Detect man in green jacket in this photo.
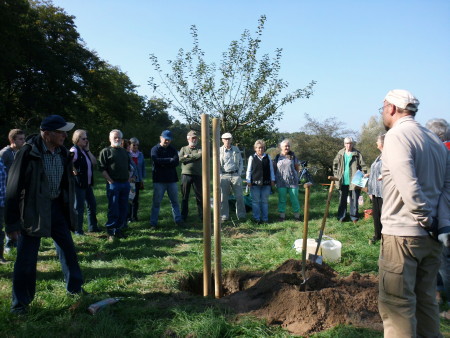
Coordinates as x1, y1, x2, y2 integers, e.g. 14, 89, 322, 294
179, 130, 202, 222
333, 137, 367, 223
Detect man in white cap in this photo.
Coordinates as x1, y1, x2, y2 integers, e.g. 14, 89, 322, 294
219, 132, 246, 222
378, 89, 450, 337
333, 136, 367, 223
5, 115, 84, 314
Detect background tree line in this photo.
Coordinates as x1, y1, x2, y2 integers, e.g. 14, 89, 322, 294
1, 1, 384, 179
0, 0, 189, 154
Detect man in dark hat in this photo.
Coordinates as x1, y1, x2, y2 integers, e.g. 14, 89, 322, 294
149, 130, 183, 227
5, 115, 84, 314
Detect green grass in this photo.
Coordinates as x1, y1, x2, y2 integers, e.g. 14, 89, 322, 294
0, 167, 448, 337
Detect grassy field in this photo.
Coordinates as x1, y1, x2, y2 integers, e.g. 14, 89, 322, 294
1, 168, 449, 337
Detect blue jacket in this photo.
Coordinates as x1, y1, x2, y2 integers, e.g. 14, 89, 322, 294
150, 144, 179, 183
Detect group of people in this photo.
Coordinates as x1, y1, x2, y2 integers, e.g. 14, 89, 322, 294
0, 89, 449, 338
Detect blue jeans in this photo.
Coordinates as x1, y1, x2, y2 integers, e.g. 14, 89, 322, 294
251, 185, 271, 222
11, 199, 83, 312
105, 182, 130, 232
74, 185, 98, 232
337, 185, 360, 221
150, 182, 182, 226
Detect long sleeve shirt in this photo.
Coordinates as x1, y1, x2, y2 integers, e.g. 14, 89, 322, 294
150, 143, 179, 183
381, 116, 450, 236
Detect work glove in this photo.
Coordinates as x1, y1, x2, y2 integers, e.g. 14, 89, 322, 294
438, 233, 450, 248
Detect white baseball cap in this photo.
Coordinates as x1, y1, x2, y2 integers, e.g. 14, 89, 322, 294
221, 132, 232, 139
385, 89, 419, 112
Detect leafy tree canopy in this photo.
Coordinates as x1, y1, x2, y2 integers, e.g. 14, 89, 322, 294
149, 15, 316, 149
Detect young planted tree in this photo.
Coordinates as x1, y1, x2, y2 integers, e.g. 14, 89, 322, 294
149, 15, 315, 148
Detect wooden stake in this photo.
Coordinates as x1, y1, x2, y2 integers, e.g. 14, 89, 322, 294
212, 118, 222, 298
201, 114, 211, 296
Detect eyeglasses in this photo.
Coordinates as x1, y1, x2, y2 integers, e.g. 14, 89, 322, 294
132, 143, 139, 146
81, 138, 88, 141
378, 104, 392, 114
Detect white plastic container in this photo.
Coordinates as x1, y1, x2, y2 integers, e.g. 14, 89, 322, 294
320, 239, 342, 262
293, 238, 321, 256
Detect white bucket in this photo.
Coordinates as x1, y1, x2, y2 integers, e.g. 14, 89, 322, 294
320, 239, 342, 262
293, 238, 321, 256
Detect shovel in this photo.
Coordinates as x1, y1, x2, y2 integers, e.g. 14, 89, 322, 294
309, 176, 339, 264
301, 182, 313, 284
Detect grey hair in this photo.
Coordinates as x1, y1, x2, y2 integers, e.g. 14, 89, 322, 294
344, 137, 353, 144
109, 129, 123, 138
426, 118, 450, 142
254, 139, 266, 150
280, 139, 290, 147
130, 137, 139, 144
377, 134, 386, 145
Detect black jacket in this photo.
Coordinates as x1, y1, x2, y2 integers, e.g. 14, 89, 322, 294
5, 135, 77, 237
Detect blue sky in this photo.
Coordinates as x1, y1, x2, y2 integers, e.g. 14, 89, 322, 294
52, 0, 450, 134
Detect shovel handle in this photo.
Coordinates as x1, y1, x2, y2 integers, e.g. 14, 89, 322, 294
302, 183, 312, 254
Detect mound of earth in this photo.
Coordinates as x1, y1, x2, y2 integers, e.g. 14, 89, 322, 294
219, 259, 382, 335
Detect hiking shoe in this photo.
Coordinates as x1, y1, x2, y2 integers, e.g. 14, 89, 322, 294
114, 229, 127, 239
11, 306, 28, 316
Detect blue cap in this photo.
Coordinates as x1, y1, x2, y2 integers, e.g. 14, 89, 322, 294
161, 130, 173, 140
40, 115, 75, 131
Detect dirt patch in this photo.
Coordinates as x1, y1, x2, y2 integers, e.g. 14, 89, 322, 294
180, 259, 382, 336
222, 259, 382, 335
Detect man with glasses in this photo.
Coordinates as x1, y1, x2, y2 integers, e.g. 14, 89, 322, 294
333, 137, 367, 223
377, 89, 450, 337
179, 130, 203, 223
98, 129, 131, 238
5, 115, 84, 314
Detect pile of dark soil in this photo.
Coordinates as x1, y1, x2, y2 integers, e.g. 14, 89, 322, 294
219, 259, 382, 335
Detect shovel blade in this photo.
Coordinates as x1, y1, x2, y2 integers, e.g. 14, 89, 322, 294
308, 253, 323, 265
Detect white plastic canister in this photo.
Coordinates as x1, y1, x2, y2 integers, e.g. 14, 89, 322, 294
320, 239, 342, 262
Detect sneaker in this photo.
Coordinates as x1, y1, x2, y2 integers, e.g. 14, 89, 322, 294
176, 221, 186, 228
114, 229, 127, 239
278, 217, 285, 222
11, 306, 28, 315
68, 288, 89, 296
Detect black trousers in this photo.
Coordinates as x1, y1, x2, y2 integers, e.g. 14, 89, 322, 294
181, 174, 203, 221
128, 182, 141, 220
372, 196, 383, 240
